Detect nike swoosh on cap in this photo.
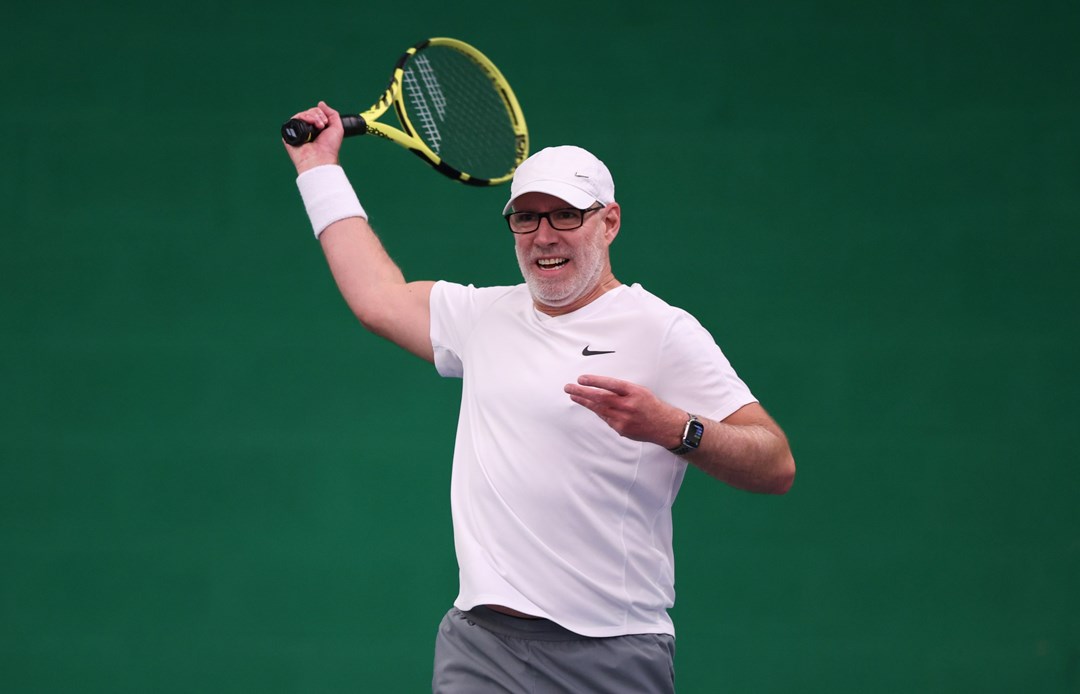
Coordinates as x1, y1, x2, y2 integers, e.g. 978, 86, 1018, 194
582, 345, 615, 356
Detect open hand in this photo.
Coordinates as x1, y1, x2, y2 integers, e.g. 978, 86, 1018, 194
564, 375, 684, 449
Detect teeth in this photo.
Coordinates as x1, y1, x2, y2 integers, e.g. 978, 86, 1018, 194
538, 258, 568, 268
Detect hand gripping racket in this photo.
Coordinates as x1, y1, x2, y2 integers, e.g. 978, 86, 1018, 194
281, 37, 529, 186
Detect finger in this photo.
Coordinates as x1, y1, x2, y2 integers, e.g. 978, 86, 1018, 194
566, 389, 599, 409
294, 106, 323, 119
567, 393, 616, 425
564, 383, 617, 405
318, 101, 343, 128
576, 374, 633, 396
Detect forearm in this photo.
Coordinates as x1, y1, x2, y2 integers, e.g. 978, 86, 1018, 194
680, 412, 795, 495
564, 376, 796, 495
294, 164, 433, 361
295, 164, 404, 318
317, 216, 435, 362
319, 217, 405, 323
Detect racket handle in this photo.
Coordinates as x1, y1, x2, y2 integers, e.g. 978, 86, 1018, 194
281, 116, 366, 146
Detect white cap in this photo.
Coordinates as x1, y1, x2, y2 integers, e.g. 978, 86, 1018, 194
502, 145, 615, 215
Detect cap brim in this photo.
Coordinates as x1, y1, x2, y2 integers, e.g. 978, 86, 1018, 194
502, 180, 599, 215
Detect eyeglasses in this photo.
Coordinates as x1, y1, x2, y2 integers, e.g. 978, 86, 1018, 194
504, 205, 605, 234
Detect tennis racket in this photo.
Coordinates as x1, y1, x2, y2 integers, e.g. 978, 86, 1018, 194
281, 37, 528, 186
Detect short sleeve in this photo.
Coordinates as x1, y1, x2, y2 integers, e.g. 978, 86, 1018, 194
429, 281, 519, 379
429, 281, 470, 378
656, 311, 757, 422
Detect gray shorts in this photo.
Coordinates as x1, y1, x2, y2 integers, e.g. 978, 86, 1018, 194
432, 606, 675, 693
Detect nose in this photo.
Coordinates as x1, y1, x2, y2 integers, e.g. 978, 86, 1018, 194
533, 217, 561, 244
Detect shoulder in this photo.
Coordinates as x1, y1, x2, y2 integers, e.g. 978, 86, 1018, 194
432, 281, 530, 322
618, 283, 703, 331
434, 280, 527, 304
619, 285, 735, 363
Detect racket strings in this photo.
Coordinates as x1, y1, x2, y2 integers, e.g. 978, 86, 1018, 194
401, 46, 519, 180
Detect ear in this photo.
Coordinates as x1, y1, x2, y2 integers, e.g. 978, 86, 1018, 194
602, 202, 621, 244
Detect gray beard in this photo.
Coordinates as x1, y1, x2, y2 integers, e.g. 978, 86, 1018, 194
516, 233, 606, 308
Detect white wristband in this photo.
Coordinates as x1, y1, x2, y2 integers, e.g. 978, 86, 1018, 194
296, 164, 368, 239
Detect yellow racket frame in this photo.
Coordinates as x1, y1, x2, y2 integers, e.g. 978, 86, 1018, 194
352, 37, 529, 186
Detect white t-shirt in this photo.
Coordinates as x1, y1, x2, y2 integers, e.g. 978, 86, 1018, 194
429, 281, 756, 637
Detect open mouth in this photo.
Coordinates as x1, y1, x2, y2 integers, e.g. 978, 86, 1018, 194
536, 258, 569, 270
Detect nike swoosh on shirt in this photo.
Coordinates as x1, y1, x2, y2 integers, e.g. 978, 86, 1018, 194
582, 346, 616, 356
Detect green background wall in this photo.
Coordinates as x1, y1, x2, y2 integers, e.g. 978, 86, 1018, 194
2, 1, 1077, 691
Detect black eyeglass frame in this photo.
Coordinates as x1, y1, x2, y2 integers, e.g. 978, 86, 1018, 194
504, 204, 605, 234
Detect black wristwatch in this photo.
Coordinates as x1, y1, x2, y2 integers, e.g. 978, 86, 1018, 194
669, 414, 704, 455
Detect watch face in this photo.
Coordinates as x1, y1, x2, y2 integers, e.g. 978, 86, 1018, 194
685, 418, 704, 448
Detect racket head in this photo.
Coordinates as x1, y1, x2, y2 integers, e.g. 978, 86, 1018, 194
362, 38, 529, 186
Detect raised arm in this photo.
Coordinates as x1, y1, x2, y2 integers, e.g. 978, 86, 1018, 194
283, 102, 434, 363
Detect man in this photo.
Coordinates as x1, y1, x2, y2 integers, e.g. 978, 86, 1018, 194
284, 101, 795, 693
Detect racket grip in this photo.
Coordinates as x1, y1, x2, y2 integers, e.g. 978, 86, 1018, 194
281, 118, 316, 146
281, 116, 367, 146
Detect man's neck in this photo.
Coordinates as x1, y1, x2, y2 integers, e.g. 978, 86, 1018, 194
533, 274, 622, 317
